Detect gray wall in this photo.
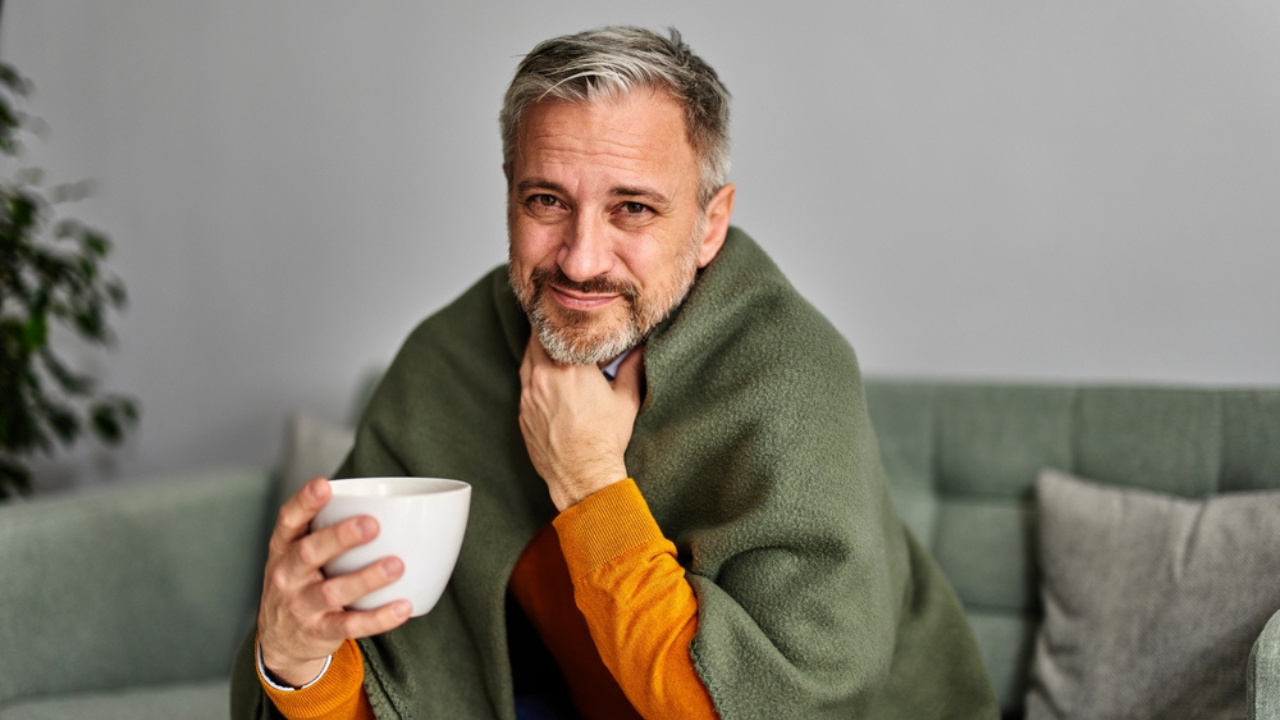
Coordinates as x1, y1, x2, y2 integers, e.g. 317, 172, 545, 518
3, 2, 1277, 491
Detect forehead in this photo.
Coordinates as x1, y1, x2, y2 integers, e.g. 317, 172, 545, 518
512, 91, 699, 188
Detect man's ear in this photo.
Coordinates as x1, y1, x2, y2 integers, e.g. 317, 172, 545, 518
696, 183, 736, 268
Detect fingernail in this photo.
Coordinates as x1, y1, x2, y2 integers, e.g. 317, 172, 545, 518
381, 557, 403, 577
356, 517, 377, 539
394, 601, 412, 618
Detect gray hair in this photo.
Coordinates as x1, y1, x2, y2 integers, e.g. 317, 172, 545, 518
500, 26, 731, 206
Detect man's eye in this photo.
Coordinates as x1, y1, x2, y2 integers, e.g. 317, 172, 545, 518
528, 194, 561, 210
620, 202, 651, 215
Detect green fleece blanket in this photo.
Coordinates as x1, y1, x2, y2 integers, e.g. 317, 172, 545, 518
232, 227, 997, 719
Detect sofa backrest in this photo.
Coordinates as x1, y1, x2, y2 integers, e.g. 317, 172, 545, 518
862, 381, 1280, 714
0, 468, 276, 707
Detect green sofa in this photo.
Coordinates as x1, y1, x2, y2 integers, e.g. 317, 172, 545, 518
1, 381, 1277, 718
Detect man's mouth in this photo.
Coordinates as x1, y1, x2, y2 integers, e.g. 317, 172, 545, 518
549, 285, 621, 311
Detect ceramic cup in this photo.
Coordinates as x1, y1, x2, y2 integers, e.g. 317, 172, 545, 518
312, 477, 471, 617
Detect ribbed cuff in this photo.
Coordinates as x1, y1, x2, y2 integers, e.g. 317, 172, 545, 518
552, 479, 665, 580
258, 638, 365, 718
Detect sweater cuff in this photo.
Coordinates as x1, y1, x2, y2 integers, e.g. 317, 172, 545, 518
258, 638, 365, 718
553, 479, 665, 579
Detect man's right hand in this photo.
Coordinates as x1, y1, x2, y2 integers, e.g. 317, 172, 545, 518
256, 477, 413, 687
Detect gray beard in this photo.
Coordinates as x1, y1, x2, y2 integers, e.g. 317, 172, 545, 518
509, 224, 703, 365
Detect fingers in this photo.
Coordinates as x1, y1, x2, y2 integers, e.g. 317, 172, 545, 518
258, 480, 410, 679
310, 556, 404, 613
293, 548, 401, 617
521, 332, 548, 391
258, 557, 412, 678
527, 331, 545, 358
269, 478, 331, 554
317, 598, 414, 641
525, 331, 553, 368
304, 557, 411, 640
285, 514, 379, 583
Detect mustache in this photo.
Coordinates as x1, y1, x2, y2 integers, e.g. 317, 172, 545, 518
530, 266, 638, 300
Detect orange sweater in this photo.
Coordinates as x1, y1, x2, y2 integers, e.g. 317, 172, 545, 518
260, 480, 718, 720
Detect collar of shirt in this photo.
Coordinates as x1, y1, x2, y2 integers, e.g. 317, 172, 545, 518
600, 346, 637, 381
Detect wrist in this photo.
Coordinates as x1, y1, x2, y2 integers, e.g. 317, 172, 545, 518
553, 466, 628, 511
259, 643, 330, 689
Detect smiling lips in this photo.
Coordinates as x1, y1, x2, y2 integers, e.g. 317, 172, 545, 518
550, 286, 621, 311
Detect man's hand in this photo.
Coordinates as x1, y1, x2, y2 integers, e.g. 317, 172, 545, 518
519, 335, 644, 511
256, 478, 413, 687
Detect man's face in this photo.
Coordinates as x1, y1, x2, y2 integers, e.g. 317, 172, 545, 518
507, 90, 733, 365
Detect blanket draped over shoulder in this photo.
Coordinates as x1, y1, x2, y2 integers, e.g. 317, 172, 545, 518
232, 227, 998, 720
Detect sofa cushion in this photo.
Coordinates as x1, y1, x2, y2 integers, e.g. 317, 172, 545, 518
1026, 468, 1280, 719
0, 469, 274, 705
0, 679, 227, 720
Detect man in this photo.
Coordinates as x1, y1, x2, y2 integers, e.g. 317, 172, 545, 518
232, 26, 998, 720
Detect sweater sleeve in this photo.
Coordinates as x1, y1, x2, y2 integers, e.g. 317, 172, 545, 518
258, 638, 375, 720
552, 479, 720, 720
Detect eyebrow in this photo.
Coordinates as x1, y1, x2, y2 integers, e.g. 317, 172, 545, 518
611, 185, 672, 209
515, 178, 672, 209
515, 178, 568, 197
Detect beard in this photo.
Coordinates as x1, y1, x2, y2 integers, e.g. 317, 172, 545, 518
509, 225, 704, 366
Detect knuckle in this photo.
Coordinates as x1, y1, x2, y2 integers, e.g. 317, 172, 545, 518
319, 581, 343, 609
336, 614, 363, 639
296, 540, 321, 567
267, 535, 291, 558
268, 566, 290, 591
275, 505, 298, 531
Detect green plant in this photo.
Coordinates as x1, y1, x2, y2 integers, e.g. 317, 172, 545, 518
0, 62, 136, 499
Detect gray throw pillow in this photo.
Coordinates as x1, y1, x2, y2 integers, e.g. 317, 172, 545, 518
275, 411, 355, 510
1027, 468, 1280, 720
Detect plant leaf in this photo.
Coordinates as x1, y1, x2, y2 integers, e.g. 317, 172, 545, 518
106, 279, 128, 307
82, 231, 111, 258
0, 457, 33, 499
13, 167, 44, 186
40, 400, 80, 445
50, 180, 94, 203
54, 218, 83, 239
23, 313, 47, 347
103, 395, 140, 424
0, 64, 33, 96
39, 348, 94, 395
91, 403, 123, 444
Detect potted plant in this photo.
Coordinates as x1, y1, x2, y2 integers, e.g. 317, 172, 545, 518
0, 62, 136, 499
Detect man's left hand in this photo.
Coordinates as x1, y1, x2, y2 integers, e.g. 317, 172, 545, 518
519, 335, 644, 511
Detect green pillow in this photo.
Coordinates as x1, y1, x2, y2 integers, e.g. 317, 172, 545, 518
1027, 468, 1280, 719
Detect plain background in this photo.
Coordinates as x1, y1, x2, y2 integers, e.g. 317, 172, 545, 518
2, 2, 1277, 491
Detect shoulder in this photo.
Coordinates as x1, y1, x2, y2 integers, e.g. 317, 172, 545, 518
646, 227, 863, 411
368, 265, 522, 418
397, 265, 517, 355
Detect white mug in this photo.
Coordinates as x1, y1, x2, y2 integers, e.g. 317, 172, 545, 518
312, 477, 471, 617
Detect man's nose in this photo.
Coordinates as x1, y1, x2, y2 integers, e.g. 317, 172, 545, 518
556, 213, 614, 282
